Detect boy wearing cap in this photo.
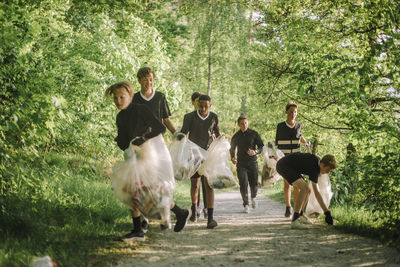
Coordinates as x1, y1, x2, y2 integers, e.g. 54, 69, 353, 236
230, 114, 264, 213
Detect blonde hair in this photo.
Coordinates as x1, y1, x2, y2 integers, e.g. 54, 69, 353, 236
105, 81, 134, 98
320, 154, 337, 170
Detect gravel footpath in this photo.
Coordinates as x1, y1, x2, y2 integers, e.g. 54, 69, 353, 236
115, 190, 400, 267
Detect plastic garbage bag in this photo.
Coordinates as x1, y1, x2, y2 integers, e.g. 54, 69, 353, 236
306, 173, 333, 218
111, 134, 174, 227
261, 142, 285, 188
198, 136, 237, 189
169, 133, 207, 180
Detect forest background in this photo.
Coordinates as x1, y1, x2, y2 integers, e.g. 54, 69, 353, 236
0, 0, 399, 266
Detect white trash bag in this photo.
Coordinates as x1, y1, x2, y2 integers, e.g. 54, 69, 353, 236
111, 134, 175, 227
261, 142, 285, 188
306, 173, 333, 218
198, 136, 237, 189
169, 133, 207, 180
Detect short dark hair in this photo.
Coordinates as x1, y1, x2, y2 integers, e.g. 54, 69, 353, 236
237, 114, 247, 124
191, 92, 201, 102
199, 94, 211, 102
320, 154, 337, 169
137, 67, 155, 80
285, 101, 298, 111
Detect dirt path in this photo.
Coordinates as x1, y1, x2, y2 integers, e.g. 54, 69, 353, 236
115, 190, 400, 267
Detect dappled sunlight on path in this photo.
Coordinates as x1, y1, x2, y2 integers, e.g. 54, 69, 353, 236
115, 191, 400, 267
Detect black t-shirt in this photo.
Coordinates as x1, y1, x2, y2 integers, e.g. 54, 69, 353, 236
115, 103, 166, 150
230, 128, 264, 168
132, 91, 171, 120
275, 121, 302, 155
180, 110, 220, 150
278, 153, 320, 183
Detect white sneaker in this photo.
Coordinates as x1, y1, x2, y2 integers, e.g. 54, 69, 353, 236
298, 215, 313, 225
243, 205, 250, 213
291, 219, 309, 229
251, 198, 257, 209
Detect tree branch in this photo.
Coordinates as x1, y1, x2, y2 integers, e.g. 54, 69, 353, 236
298, 113, 353, 130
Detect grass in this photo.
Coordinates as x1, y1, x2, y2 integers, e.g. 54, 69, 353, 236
0, 151, 193, 267
260, 179, 400, 250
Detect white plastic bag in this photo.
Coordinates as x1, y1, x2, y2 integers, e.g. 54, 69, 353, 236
306, 174, 333, 217
111, 134, 174, 227
169, 134, 207, 180
261, 142, 285, 187
198, 136, 237, 189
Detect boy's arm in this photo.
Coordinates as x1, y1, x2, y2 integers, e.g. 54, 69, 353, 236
230, 135, 237, 164
255, 132, 264, 154
311, 181, 328, 212
115, 116, 129, 150
162, 117, 176, 134
213, 115, 221, 138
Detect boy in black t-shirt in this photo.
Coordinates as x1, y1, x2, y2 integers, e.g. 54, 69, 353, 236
276, 153, 337, 229
132, 67, 176, 134
106, 81, 190, 242
180, 94, 220, 229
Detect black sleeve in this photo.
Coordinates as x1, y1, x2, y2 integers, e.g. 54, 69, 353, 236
255, 132, 264, 154
116, 115, 129, 150
213, 114, 221, 138
160, 93, 171, 119
180, 113, 192, 135
230, 134, 237, 159
140, 105, 166, 140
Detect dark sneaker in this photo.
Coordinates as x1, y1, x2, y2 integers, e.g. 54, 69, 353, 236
203, 208, 208, 219
285, 206, 292, 217
207, 219, 218, 229
174, 209, 191, 232
141, 218, 149, 233
190, 206, 197, 222
120, 230, 145, 242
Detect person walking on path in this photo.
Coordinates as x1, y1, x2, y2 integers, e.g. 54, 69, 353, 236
180, 94, 220, 229
106, 81, 190, 242
276, 152, 337, 229
230, 114, 264, 213
275, 101, 309, 217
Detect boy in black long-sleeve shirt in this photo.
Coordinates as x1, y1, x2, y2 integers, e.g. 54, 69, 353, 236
230, 114, 264, 213
106, 81, 190, 242
180, 94, 220, 229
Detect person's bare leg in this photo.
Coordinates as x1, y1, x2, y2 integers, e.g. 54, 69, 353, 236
292, 179, 309, 213
300, 188, 311, 212
191, 177, 200, 204
293, 185, 300, 207
203, 177, 217, 228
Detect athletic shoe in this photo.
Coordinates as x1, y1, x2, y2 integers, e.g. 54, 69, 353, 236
291, 219, 309, 229
203, 208, 208, 219
207, 219, 218, 229
120, 230, 146, 242
251, 198, 257, 209
160, 224, 168, 231
285, 206, 292, 217
174, 209, 191, 232
243, 205, 250, 213
190, 206, 197, 222
298, 215, 313, 225
141, 218, 149, 233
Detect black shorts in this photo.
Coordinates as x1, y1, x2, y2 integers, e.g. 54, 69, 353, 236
276, 160, 302, 185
